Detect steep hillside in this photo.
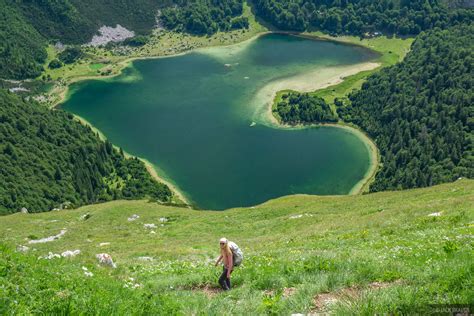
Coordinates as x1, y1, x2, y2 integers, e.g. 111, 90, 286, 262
339, 23, 474, 191
7, 0, 170, 43
0, 1, 47, 79
0, 0, 245, 79
0, 90, 172, 214
254, 0, 472, 34
0, 0, 169, 79
0, 179, 472, 314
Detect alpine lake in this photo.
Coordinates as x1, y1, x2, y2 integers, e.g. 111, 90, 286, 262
62, 33, 379, 210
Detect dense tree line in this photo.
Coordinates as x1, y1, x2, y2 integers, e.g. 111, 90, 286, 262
254, 0, 473, 35
122, 35, 150, 47
337, 24, 473, 191
0, 90, 172, 214
275, 92, 337, 124
161, 0, 248, 34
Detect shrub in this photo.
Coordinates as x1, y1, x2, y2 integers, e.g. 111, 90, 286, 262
58, 47, 83, 64
123, 35, 149, 47
48, 59, 62, 69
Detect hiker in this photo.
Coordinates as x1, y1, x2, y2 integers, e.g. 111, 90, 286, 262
215, 237, 243, 290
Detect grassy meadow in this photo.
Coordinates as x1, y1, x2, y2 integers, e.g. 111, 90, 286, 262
1, 179, 472, 314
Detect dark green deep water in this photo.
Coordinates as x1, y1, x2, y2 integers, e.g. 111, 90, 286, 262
62, 34, 378, 209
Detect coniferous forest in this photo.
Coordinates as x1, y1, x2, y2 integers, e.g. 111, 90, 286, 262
275, 92, 338, 124
0, 90, 171, 214
338, 23, 473, 192
254, 0, 472, 35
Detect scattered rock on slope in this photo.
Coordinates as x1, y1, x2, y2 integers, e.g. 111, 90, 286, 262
28, 229, 67, 244
96, 253, 117, 268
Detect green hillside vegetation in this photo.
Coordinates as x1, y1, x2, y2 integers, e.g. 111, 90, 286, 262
0, 179, 472, 314
338, 23, 474, 191
0, 90, 171, 214
9, 0, 168, 44
1, 0, 472, 80
161, 0, 248, 34
0, 0, 170, 79
0, 1, 47, 79
254, 0, 473, 35
0, 0, 251, 80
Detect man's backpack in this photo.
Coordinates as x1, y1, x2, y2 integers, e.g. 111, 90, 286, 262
228, 241, 243, 267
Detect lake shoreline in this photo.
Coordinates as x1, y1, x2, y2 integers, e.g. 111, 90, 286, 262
55, 31, 383, 207
255, 61, 381, 194
69, 112, 191, 206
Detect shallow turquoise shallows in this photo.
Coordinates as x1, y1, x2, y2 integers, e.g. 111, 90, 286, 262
62, 33, 378, 210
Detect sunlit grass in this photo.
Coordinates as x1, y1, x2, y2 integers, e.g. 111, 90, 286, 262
1, 179, 472, 314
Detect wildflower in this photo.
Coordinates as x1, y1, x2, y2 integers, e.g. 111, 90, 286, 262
61, 250, 81, 257
39, 252, 61, 260
289, 214, 303, 219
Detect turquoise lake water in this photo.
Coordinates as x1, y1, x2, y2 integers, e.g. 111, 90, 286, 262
62, 33, 378, 209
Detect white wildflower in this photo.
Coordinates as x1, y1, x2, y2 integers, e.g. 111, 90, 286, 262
84, 271, 94, 277
289, 214, 303, 219
16, 245, 29, 252
39, 252, 61, 260
128, 214, 140, 222
61, 250, 81, 258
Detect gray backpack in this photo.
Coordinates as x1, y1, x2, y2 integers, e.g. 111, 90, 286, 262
229, 241, 243, 267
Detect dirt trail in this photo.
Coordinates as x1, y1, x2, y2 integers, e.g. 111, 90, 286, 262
311, 281, 399, 313
182, 284, 222, 298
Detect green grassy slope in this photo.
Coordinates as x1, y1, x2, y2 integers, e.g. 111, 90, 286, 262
1, 179, 473, 314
